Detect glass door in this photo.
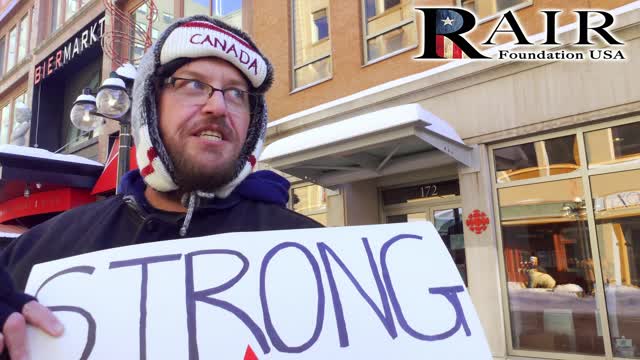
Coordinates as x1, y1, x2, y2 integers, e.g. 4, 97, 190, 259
385, 201, 467, 286
431, 206, 467, 286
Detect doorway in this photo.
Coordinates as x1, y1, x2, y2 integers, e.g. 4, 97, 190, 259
382, 182, 467, 286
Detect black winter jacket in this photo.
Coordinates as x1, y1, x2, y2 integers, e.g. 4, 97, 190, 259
2, 170, 322, 290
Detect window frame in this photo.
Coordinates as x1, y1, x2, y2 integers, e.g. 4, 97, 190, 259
360, 0, 416, 65
0, 102, 11, 145
0, 9, 33, 77
458, 0, 533, 24
0, 36, 6, 76
17, 14, 29, 63
489, 115, 640, 359
290, 0, 333, 91
6, 26, 17, 71
50, 0, 89, 36
181, 0, 243, 20
311, 8, 329, 44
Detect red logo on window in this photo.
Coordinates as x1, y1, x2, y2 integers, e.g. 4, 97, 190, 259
466, 210, 489, 234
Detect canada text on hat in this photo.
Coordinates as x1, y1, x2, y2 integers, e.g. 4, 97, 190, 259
160, 21, 268, 88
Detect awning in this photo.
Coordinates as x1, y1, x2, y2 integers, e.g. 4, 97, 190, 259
0, 145, 103, 224
261, 104, 477, 188
91, 139, 138, 195
0, 188, 96, 223
0, 144, 104, 203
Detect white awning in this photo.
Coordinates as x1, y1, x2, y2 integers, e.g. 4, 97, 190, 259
261, 104, 477, 188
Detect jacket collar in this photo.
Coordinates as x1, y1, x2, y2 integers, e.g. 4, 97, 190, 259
119, 169, 291, 214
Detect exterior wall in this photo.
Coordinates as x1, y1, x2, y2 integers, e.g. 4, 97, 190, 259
459, 145, 506, 358
259, 2, 640, 360
254, 0, 637, 121
0, 0, 36, 128
342, 178, 379, 225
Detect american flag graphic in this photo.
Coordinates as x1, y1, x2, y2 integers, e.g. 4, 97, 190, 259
435, 35, 467, 59
435, 9, 468, 59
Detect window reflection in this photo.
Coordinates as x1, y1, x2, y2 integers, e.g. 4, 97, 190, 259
591, 169, 640, 358
131, 2, 172, 64
184, 0, 242, 28
0, 104, 10, 144
291, 184, 328, 226
494, 135, 580, 183
499, 179, 604, 355
586, 122, 640, 168
461, 0, 529, 19
292, 0, 332, 88
434, 208, 467, 286
364, 0, 416, 62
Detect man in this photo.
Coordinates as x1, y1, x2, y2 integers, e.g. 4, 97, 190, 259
0, 16, 321, 359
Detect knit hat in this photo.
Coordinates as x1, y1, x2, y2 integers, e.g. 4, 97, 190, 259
131, 15, 274, 235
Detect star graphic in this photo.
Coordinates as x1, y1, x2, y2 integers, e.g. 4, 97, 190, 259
442, 17, 455, 26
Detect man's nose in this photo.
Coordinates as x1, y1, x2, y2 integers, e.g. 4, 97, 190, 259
200, 91, 227, 115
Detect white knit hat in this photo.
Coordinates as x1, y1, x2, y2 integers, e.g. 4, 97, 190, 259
131, 15, 274, 198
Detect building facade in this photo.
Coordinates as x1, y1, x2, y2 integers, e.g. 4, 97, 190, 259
254, 1, 640, 360
0, 0, 639, 359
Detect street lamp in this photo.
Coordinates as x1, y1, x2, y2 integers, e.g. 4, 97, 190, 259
70, 63, 136, 194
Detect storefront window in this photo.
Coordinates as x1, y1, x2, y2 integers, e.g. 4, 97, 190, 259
0, 37, 5, 75
363, 0, 416, 62
292, 0, 332, 89
498, 178, 604, 355
17, 15, 28, 62
51, 0, 63, 32
7, 27, 16, 71
591, 169, 640, 358
460, 0, 531, 20
586, 122, 640, 169
130, 2, 172, 64
64, 0, 78, 22
495, 135, 581, 183
291, 184, 328, 225
184, 0, 242, 28
0, 104, 10, 144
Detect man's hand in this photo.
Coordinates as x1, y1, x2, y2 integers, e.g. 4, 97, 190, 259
0, 301, 63, 360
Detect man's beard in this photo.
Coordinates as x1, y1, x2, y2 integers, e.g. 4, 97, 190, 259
168, 147, 240, 193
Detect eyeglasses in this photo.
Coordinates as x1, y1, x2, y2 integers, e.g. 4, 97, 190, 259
163, 76, 257, 114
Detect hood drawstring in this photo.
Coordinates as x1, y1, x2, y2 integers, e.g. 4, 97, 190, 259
179, 191, 216, 237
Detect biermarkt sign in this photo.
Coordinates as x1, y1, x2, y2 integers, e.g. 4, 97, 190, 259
25, 222, 491, 359
34, 14, 106, 85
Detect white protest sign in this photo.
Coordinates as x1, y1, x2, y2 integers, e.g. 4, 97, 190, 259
25, 222, 491, 359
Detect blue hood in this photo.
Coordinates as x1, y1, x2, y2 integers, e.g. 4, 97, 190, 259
119, 170, 290, 212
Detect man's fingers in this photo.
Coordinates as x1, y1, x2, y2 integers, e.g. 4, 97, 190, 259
22, 301, 63, 337
0, 332, 4, 354
3, 312, 27, 360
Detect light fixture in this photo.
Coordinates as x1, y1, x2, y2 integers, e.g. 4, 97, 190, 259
70, 88, 103, 132
96, 72, 131, 118
70, 64, 137, 194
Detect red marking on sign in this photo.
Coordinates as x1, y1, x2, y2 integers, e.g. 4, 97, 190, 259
243, 345, 258, 360
141, 147, 158, 177
248, 155, 256, 169
466, 210, 490, 235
